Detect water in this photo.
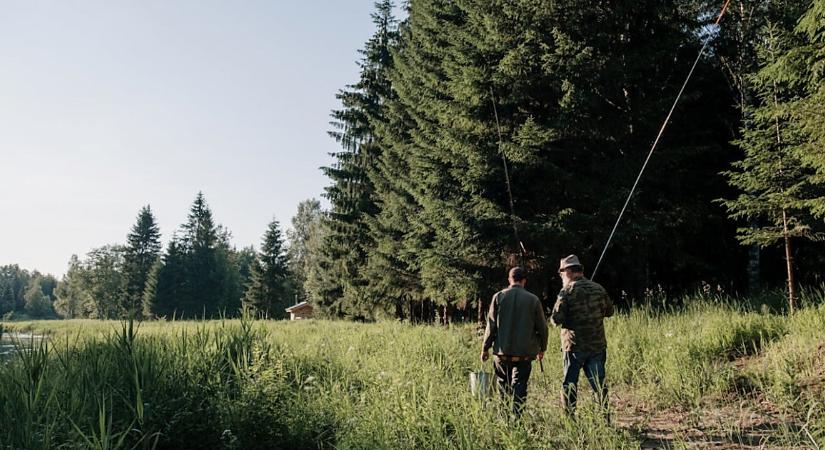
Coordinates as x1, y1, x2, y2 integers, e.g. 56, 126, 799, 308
0, 332, 43, 360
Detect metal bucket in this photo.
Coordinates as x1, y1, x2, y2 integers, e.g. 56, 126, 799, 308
469, 370, 492, 398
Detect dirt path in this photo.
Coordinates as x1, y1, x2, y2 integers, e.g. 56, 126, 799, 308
613, 392, 814, 449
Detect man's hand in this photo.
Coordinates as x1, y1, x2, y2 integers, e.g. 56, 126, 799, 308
480, 349, 489, 362
536, 352, 544, 361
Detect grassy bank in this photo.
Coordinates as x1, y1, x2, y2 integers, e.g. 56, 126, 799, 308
1, 299, 823, 449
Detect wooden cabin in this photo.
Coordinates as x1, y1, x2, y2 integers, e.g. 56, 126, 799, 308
285, 301, 314, 320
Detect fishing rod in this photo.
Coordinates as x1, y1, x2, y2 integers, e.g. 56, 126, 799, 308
491, 86, 527, 268
590, 0, 732, 281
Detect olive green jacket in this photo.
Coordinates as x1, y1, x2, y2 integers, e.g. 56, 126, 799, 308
482, 285, 549, 357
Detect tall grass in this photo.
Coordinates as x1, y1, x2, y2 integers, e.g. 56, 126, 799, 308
1, 296, 823, 449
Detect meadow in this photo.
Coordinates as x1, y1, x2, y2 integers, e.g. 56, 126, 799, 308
1, 294, 824, 449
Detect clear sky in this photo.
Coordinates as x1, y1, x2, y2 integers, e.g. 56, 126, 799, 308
1, 1, 396, 277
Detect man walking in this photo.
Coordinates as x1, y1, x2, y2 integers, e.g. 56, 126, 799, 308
481, 267, 548, 417
551, 255, 614, 420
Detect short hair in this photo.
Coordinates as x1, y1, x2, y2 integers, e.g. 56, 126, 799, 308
509, 267, 527, 281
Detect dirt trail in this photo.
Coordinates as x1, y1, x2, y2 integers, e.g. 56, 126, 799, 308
613, 393, 807, 449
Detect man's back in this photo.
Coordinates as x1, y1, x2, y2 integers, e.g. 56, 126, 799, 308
551, 278, 613, 353
483, 285, 548, 357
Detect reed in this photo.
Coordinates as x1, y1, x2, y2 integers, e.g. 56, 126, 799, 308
1, 295, 822, 449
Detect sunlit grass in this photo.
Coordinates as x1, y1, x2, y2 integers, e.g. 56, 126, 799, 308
1, 296, 823, 449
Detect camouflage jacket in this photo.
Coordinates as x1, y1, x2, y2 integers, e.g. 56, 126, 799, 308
482, 285, 549, 357
550, 277, 613, 353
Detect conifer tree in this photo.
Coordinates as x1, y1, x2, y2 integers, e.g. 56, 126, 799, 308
721, 16, 822, 311
142, 243, 184, 318
316, 0, 398, 318
144, 193, 242, 319
786, 0, 825, 217
122, 205, 162, 317
364, 0, 733, 312
181, 192, 227, 316
243, 219, 291, 318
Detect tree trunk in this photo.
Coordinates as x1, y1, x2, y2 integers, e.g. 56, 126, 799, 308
782, 209, 797, 312
748, 219, 761, 294
395, 298, 405, 320
477, 297, 485, 327
408, 299, 416, 324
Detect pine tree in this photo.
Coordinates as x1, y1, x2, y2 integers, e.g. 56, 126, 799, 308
122, 205, 162, 318
144, 193, 242, 319
182, 192, 224, 316
142, 242, 185, 319
721, 15, 823, 311
243, 219, 291, 318
787, 0, 825, 217
363, 0, 735, 314
314, 0, 398, 319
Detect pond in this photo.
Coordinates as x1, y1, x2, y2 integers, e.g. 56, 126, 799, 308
0, 332, 44, 360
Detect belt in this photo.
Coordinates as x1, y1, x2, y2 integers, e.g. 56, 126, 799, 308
495, 354, 533, 362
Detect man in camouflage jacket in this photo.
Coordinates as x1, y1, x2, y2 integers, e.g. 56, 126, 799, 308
550, 255, 614, 419
481, 267, 548, 417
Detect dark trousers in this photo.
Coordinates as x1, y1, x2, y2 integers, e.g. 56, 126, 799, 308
561, 350, 608, 416
493, 357, 532, 417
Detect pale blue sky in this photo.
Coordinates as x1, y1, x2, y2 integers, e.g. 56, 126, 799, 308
0, 1, 398, 276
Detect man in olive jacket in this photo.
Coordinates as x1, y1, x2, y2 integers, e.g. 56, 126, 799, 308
481, 267, 549, 417
551, 254, 614, 419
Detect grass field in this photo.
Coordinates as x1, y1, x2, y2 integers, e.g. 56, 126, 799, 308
1, 295, 824, 449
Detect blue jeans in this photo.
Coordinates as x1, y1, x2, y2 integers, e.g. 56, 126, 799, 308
562, 350, 608, 415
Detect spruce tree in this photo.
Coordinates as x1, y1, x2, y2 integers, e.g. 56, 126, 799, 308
721, 16, 822, 311
142, 241, 185, 318
181, 192, 224, 316
364, 0, 733, 313
243, 219, 291, 318
787, 0, 825, 217
317, 0, 398, 318
144, 193, 241, 319
122, 205, 162, 318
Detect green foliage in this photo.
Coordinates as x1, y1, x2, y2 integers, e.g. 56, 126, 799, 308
144, 193, 243, 319
315, 0, 398, 319
54, 255, 91, 319
52, 247, 128, 319
0, 265, 54, 316
83, 246, 128, 319
720, 1, 825, 308
721, 16, 822, 247
122, 206, 162, 319
243, 219, 292, 318
2, 297, 825, 449
785, 0, 825, 217
286, 199, 322, 302
313, 0, 741, 317
23, 279, 55, 319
